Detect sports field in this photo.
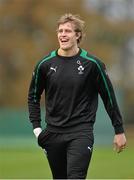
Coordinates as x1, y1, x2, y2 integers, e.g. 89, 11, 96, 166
0, 132, 133, 179
0, 107, 133, 179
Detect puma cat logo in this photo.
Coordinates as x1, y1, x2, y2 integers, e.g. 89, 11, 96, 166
50, 66, 57, 72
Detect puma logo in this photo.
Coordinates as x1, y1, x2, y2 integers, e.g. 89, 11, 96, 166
50, 66, 57, 72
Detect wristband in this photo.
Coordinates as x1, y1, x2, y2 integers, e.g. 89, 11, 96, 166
33, 127, 42, 138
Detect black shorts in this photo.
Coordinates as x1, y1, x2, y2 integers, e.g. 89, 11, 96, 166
38, 129, 94, 179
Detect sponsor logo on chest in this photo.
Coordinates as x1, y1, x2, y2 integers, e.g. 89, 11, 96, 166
77, 60, 84, 74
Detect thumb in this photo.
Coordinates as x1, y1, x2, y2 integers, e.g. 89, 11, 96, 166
113, 142, 117, 151
113, 142, 120, 153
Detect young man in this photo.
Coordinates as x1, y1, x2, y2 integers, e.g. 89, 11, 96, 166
28, 13, 126, 179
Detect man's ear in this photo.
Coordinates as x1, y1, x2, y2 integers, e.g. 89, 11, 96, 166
76, 32, 81, 40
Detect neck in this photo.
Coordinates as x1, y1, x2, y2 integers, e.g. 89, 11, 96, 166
58, 47, 79, 57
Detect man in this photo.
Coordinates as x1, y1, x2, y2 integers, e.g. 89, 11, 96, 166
28, 13, 126, 179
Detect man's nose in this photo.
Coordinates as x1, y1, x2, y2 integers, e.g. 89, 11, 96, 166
61, 31, 66, 36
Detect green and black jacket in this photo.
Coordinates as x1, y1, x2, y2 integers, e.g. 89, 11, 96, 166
28, 48, 124, 134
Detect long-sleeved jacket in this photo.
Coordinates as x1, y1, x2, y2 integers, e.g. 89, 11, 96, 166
28, 48, 124, 134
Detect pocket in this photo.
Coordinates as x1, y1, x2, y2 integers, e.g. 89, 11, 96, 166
77, 131, 94, 148
37, 129, 51, 148
37, 129, 45, 140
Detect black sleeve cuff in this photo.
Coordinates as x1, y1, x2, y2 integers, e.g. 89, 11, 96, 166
114, 125, 124, 134
32, 121, 41, 129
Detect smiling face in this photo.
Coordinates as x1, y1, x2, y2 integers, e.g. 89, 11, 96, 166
57, 22, 80, 51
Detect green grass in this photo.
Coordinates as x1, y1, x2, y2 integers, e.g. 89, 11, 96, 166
0, 144, 133, 179
0, 147, 51, 179
88, 146, 134, 179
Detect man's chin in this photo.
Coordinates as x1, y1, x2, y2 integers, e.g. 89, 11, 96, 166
60, 46, 70, 51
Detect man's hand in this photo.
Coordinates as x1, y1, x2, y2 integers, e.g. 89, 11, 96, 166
113, 133, 127, 153
33, 127, 42, 138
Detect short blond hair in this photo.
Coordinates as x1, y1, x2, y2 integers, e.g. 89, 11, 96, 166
57, 13, 85, 44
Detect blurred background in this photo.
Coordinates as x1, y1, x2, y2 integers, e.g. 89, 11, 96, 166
0, 0, 134, 179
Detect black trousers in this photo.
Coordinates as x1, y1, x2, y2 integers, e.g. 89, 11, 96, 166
38, 129, 94, 179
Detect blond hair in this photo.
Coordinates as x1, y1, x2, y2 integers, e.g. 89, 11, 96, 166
57, 13, 85, 44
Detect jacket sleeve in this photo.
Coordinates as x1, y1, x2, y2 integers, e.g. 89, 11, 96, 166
93, 61, 124, 134
28, 63, 45, 129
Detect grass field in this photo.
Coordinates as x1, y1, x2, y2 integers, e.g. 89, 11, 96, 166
0, 137, 134, 179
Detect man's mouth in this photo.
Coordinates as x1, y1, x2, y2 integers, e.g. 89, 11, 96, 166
60, 39, 69, 43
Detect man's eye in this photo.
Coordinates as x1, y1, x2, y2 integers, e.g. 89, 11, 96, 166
65, 29, 72, 33
58, 29, 72, 33
58, 30, 63, 33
